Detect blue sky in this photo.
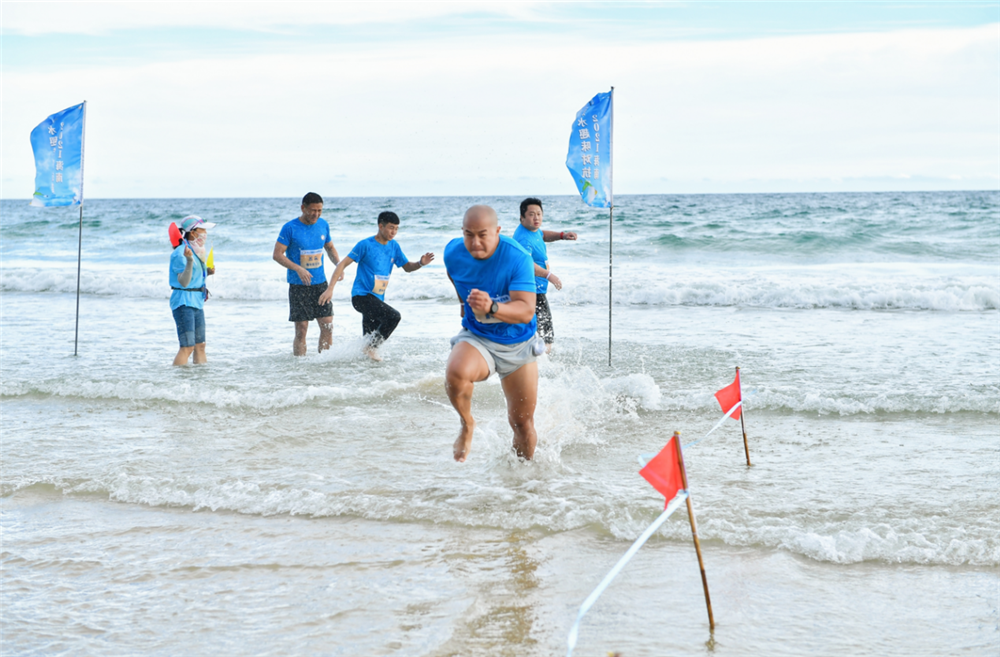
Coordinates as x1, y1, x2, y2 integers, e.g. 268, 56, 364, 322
2, 2, 998, 198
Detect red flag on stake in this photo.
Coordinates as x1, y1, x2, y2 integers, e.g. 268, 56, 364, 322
566, 431, 713, 656
639, 435, 684, 508
714, 368, 742, 420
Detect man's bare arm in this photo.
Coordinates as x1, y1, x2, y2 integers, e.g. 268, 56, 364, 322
447, 273, 465, 317
531, 263, 562, 291
467, 289, 535, 324
324, 241, 340, 266
543, 230, 577, 243
272, 242, 313, 284
403, 252, 435, 273
317, 256, 355, 305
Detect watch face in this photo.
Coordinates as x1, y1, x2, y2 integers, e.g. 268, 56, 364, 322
491, 301, 499, 314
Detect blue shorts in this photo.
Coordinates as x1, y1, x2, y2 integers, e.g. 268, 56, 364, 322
172, 305, 206, 347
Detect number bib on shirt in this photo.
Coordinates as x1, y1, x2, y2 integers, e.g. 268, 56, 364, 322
473, 294, 510, 324
300, 249, 323, 269
372, 275, 390, 296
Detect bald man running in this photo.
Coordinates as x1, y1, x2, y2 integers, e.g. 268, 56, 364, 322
444, 205, 540, 462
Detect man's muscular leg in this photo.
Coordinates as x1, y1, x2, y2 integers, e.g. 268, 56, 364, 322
293, 321, 309, 356
317, 316, 333, 352
445, 342, 491, 462
500, 362, 538, 460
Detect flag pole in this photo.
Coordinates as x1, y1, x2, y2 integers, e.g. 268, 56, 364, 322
73, 101, 88, 357
608, 203, 613, 367
674, 430, 714, 629
74, 204, 83, 356
608, 86, 614, 367
737, 366, 751, 466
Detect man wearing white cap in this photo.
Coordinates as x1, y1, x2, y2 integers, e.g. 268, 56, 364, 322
170, 215, 216, 365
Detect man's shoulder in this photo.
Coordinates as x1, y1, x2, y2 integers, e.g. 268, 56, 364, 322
444, 237, 465, 257
351, 235, 376, 252
499, 234, 530, 256
278, 217, 302, 237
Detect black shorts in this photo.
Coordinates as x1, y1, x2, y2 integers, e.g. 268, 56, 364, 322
351, 294, 401, 346
536, 293, 554, 344
288, 282, 333, 322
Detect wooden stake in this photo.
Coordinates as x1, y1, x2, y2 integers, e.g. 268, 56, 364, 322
737, 367, 751, 466
673, 431, 714, 629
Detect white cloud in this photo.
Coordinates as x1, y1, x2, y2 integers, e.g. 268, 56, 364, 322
2, 24, 997, 197
1, 1, 545, 35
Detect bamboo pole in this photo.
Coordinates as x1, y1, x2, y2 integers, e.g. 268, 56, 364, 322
673, 430, 714, 629
737, 366, 751, 466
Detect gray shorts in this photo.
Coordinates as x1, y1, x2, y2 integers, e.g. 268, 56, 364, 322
450, 329, 538, 379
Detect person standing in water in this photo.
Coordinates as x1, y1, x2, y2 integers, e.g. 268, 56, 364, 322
511, 197, 577, 353
319, 211, 434, 361
169, 215, 216, 366
272, 192, 342, 356
444, 205, 540, 462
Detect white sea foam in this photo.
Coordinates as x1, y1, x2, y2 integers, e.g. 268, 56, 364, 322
4, 370, 996, 415
4, 262, 997, 311
8, 475, 996, 568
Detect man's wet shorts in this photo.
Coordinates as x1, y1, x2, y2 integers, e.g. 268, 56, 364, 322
535, 293, 554, 344
450, 328, 537, 379
289, 282, 333, 322
172, 305, 206, 347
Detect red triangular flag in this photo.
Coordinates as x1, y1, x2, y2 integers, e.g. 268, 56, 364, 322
639, 436, 685, 508
714, 369, 742, 421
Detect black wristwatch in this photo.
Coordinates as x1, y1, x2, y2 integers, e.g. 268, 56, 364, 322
490, 300, 499, 316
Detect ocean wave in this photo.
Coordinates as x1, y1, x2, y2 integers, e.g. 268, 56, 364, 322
0, 377, 418, 410
6, 479, 996, 568
3, 370, 995, 415
3, 265, 997, 311
658, 389, 1000, 415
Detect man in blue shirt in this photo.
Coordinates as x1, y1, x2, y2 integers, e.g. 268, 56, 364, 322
319, 211, 434, 361
512, 197, 578, 354
272, 192, 342, 356
444, 204, 541, 462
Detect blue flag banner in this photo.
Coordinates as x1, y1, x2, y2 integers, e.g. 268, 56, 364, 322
30, 102, 86, 207
565, 90, 613, 208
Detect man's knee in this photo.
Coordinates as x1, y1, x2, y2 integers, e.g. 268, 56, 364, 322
445, 364, 469, 390
508, 413, 535, 433
380, 306, 401, 330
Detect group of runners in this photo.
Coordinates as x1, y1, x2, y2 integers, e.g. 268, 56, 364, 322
168, 193, 578, 461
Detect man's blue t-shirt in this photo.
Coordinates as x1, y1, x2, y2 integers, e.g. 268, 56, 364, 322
169, 244, 206, 310
276, 217, 331, 285
444, 235, 537, 344
348, 236, 408, 301
512, 224, 549, 294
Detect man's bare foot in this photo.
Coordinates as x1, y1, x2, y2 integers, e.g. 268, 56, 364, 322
453, 421, 475, 462
364, 346, 383, 361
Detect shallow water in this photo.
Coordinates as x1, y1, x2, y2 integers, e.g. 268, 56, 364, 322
2, 192, 999, 655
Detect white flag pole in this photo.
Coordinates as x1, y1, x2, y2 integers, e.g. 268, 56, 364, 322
566, 490, 688, 657
608, 86, 614, 367
73, 100, 87, 357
